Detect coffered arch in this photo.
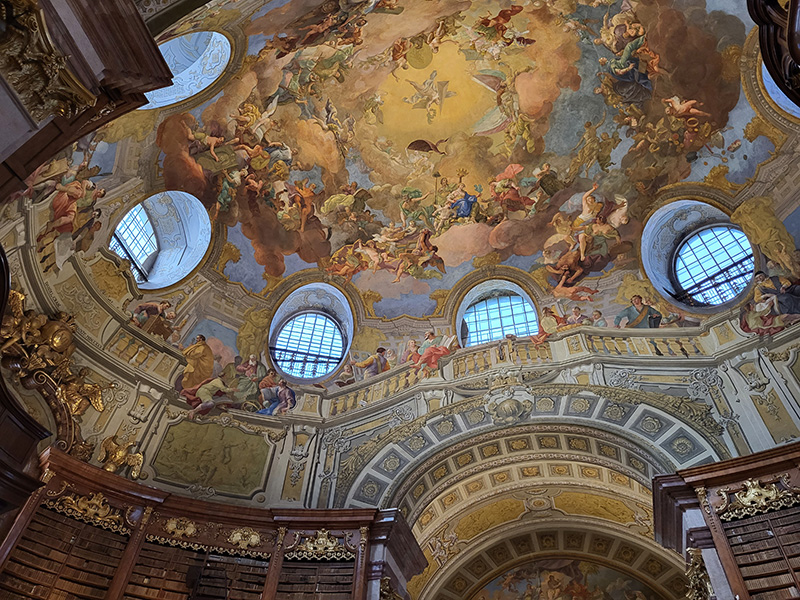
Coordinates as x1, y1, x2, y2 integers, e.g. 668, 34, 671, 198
383, 422, 664, 529
337, 382, 727, 510
411, 512, 688, 600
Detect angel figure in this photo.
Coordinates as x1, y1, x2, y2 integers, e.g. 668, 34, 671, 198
184, 122, 231, 162
215, 169, 246, 218
475, 5, 523, 41
231, 96, 279, 144
98, 435, 144, 479
662, 96, 711, 119
0, 291, 49, 355
404, 70, 457, 122
290, 178, 318, 233
568, 114, 605, 179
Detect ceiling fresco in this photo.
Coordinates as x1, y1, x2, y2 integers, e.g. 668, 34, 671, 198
10, 0, 800, 394
471, 557, 664, 600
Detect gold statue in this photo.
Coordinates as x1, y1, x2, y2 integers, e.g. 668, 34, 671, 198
98, 435, 143, 479
0, 290, 76, 370
57, 367, 106, 416
731, 196, 800, 277
0, 291, 48, 354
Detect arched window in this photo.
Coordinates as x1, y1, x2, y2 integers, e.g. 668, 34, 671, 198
271, 312, 345, 379
462, 292, 539, 347
110, 205, 157, 282
673, 225, 754, 306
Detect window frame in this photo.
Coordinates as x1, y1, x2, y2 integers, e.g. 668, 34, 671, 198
109, 204, 159, 283
269, 310, 347, 380
461, 291, 539, 348
670, 224, 755, 307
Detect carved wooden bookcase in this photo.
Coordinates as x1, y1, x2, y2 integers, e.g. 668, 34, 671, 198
0, 448, 424, 600
655, 441, 800, 600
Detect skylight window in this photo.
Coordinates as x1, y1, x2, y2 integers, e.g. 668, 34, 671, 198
110, 205, 158, 282
271, 313, 345, 379
674, 226, 754, 306
141, 31, 231, 110
462, 293, 539, 347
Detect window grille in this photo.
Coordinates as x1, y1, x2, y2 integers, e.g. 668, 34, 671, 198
674, 226, 754, 306
110, 205, 158, 282
271, 313, 345, 379
462, 293, 539, 347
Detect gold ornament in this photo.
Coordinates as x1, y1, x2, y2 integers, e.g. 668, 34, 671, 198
44, 492, 128, 533
285, 529, 355, 560
228, 527, 261, 549
0, 0, 95, 122
164, 517, 197, 539
716, 474, 800, 520
98, 435, 144, 479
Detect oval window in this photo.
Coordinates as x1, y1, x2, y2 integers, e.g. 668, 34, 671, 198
271, 312, 345, 379
141, 31, 231, 109
673, 226, 754, 306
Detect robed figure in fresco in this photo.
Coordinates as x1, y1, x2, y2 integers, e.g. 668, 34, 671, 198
230, 353, 268, 402
257, 380, 296, 415
614, 295, 661, 328
754, 271, 800, 316
181, 334, 215, 389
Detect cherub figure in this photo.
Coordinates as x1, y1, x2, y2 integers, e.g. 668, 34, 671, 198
662, 96, 711, 119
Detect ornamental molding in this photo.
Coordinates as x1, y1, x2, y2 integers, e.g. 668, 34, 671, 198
144, 533, 272, 559
335, 383, 726, 507
715, 474, 800, 521
284, 529, 356, 561
43, 491, 130, 534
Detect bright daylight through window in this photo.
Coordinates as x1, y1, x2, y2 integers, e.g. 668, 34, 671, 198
462, 293, 539, 347
271, 312, 345, 379
109, 205, 158, 283
674, 226, 754, 306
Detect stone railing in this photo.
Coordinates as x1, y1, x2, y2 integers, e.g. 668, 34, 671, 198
316, 322, 743, 419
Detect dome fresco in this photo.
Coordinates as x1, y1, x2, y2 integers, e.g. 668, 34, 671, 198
10, 0, 800, 393
473, 558, 662, 600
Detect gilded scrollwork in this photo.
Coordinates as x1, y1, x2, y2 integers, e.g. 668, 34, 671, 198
0, 0, 95, 122
144, 533, 271, 559
0, 290, 107, 455
694, 486, 711, 516
715, 474, 800, 521
164, 517, 198, 538
43, 492, 130, 534
98, 435, 144, 479
284, 529, 355, 560
685, 547, 713, 600
227, 527, 262, 549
